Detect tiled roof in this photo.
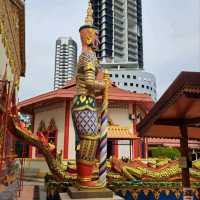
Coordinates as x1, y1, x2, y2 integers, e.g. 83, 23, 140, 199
108, 125, 138, 140
18, 74, 153, 113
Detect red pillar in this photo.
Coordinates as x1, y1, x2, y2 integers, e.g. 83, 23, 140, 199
113, 140, 118, 159
132, 104, 140, 159
145, 138, 148, 159
29, 112, 35, 158
63, 101, 70, 159
134, 139, 140, 158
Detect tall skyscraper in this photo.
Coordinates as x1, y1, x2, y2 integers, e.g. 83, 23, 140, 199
91, 0, 157, 101
54, 37, 77, 90
91, 0, 143, 69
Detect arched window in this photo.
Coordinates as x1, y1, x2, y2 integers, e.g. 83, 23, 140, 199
47, 118, 58, 150
36, 120, 47, 157
36, 119, 58, 157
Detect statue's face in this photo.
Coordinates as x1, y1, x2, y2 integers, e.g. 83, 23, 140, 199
91, 29, 99, 51
80, 28, 99, 51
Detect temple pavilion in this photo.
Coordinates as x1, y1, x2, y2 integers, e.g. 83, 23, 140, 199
18, 77, 153, 172
18, 74, 200, 173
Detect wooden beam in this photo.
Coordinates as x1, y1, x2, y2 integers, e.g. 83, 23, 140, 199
155, 117, 200, 126
185, 117, 200, 125
155, 118, 181, 126
180, 124, 190, 188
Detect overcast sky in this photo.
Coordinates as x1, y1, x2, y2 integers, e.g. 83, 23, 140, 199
18, 0, 200, 101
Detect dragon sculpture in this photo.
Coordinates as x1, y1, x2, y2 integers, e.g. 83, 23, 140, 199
8, 116, 72, 182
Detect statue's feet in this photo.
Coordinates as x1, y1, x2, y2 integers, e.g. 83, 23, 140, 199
79, 180, 106, 190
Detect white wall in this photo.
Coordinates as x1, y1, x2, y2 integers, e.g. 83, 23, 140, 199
0, 35, 14, 92
68, 101, 76, 159
108, 103, 132, 126
108, 103, 133, 159
33, 101, 66, 159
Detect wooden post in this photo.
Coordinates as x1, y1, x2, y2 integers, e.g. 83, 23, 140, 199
180, 123, 190, 188
180, 124, 193, 200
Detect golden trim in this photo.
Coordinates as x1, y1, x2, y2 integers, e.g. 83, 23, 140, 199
78, 159, 95, 165
0, 0, 25, 86
78, 177, 92, 182
79, 135, 99, 140
72, 105, 96, 112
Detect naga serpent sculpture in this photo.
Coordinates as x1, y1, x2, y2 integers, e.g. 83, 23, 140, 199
7, 116, 72, 182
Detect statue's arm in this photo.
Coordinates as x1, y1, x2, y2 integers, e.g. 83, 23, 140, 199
84, 61, 105, 92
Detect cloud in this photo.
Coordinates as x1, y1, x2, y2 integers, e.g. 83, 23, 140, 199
143, 0, 200, 97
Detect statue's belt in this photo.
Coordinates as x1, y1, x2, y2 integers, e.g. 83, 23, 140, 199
72, 95, 96, 110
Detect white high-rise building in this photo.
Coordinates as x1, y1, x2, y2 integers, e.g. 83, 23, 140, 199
91, 0, 143, 68
91, 0, 157, 101
54, 37, 77, 90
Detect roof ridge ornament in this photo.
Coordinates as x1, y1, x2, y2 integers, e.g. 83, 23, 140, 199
85, 1, 93, 26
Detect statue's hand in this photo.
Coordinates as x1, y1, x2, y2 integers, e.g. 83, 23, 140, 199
103, 78, 112, 91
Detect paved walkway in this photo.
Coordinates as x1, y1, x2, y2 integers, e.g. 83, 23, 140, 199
18, 185, 34, 200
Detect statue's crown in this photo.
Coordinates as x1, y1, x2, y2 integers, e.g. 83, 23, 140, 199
79, 0, 97, 32
85, 1, 93, 26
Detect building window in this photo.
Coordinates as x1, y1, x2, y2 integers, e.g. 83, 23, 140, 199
130, 83, 133, 86
146, 86, 149, 89
122, 74, 125, 78
109, 74, 112, 78
36, 119, 58, 158
151, 87, 152, 90
127, 75, 131, 78
136, 84, 139, 87
133, 75, 136, 79
115, 74, 119, 78
142, 85, 144, 88
124, 82, 127, 86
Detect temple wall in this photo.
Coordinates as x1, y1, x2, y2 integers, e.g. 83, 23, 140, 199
0, 34, 14, 91
118, 140, 132, 159
0, 35, 6, 77
108, 104, 132, 126
33, 101, 66, 159
68, 101, 76, 159
109, 103, 133, 159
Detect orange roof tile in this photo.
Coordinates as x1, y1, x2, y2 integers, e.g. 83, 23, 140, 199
18, 75, 154, 113
108, 125, 138, 140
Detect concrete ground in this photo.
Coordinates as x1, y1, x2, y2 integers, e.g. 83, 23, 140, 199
17, 181, 44, 200
18, 185, 34, 200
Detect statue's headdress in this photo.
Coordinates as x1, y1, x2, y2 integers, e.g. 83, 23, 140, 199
79, 1, 97, 32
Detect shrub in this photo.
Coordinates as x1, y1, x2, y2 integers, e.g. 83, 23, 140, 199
150, 147, 180, 160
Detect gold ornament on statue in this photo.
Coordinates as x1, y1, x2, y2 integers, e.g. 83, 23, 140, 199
85, 1, 93, 26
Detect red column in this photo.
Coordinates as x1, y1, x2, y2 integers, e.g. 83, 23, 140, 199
145, 138, 148, 159
63, 101, 70, 159
134, 139, 140, 158
132, 104, 139, 159
113, 140, 118, 159
29, 112, 34, 158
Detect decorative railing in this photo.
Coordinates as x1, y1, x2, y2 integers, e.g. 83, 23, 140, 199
109, 181, 200, 199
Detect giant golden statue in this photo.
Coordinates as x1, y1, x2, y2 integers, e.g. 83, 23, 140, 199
5, 0, 109, 191
71, 1, 108, 189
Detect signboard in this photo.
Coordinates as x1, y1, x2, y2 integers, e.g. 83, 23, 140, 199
179, 157, 187, 169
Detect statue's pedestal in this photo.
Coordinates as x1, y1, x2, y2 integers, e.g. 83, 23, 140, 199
59, 186, 113, 199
